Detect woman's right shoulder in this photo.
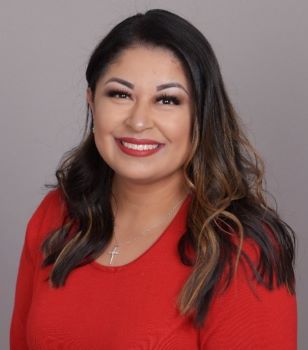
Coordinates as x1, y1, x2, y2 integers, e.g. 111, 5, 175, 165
29, 188, 66, 226
24, 188, 68, 261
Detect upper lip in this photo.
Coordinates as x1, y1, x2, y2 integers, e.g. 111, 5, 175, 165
116, 137, 163, 145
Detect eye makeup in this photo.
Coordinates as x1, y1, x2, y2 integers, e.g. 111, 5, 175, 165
106, 89, 130, 99
104, 88, 182, 105
155, 94, 180, 105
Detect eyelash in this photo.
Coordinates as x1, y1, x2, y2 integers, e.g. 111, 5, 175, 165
106, 89, 181, 105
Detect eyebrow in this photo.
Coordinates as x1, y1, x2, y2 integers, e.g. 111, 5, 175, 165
104, 77, 189, 95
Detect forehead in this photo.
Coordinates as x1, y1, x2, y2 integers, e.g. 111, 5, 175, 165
100, 45, 189, 85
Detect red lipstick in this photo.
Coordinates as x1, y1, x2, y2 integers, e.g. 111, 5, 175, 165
115, 137, 165, 157
117, 137, 163, 145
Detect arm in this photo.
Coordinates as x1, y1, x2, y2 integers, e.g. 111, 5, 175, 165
199, 241, 297, 349
10, 190, 60, 350
10, 219, 35, 350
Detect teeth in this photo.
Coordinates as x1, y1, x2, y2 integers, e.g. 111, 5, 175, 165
122, 141, 159, 151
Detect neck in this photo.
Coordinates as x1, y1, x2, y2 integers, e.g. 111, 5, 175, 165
111, 172, 190, 218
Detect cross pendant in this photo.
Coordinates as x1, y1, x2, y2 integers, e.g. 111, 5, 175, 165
108, 245, 120, 265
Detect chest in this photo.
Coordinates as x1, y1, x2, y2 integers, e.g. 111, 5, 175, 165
27, 261, 200, 349
94, 227, 167, 267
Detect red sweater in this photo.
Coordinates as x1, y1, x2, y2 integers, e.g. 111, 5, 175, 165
10, 189, 297, 349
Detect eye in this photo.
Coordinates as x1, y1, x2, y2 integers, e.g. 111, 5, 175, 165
106, 89, 131, 99
156, 94, 180, 105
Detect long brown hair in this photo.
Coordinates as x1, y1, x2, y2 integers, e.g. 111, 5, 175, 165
42, 9, 295, 328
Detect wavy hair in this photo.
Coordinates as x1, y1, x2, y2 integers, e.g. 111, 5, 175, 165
42, 9, 296, 327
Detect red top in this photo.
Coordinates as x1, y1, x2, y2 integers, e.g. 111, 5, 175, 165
10, 189, 297, 349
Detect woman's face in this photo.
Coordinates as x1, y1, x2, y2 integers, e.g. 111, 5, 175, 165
87, 45, 193, 185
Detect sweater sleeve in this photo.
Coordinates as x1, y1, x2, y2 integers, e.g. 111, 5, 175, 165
199, 239, 297, 349
9, 190, 62, 350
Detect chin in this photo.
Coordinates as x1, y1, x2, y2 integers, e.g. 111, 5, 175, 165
113, 168, 168, 185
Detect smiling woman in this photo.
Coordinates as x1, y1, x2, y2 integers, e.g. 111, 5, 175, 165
10, 8, 296, 350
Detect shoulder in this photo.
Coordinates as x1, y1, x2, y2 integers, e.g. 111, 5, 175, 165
24, 188, 67, 264
215, 235, 294, 304
216, 236, 295, 306
27, 188, 66, 229
199, 237, 297, 349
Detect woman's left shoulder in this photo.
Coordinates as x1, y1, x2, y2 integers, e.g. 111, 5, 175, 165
198, 236, 297, 349
219, 233, 296, 301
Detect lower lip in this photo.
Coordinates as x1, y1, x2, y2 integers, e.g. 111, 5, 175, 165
115, 139, 164, 157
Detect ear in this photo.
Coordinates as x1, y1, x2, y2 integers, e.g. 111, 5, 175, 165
86, 88, 95, 114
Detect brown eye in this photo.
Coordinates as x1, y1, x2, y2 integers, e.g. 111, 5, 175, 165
156, 94, 180, 105
106, 89, 131, 99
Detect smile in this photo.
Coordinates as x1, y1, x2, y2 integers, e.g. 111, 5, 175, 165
115, 137, 164, 157
121, 141, 159, 150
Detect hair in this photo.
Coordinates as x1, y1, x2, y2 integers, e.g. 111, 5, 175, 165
42, 9, 296, 328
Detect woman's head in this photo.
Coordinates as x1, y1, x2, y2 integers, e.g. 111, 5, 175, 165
87, 45, 193, 185
85, 8, 233, 190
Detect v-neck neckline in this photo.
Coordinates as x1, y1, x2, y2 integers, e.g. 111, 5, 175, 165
89, 193, 192, 272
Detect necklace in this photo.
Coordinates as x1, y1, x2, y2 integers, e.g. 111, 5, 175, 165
107, 194, 188, 265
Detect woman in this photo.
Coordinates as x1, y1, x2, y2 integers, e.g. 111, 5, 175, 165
10, 9, 296, 349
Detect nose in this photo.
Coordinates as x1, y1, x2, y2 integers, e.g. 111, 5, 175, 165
124, 99, 154, 131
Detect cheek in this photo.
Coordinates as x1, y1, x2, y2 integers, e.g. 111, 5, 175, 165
92, 105, 119, 160
161, 112, 191, 144
174, 114, 192, 157
159, 116, 192, 163
93, 104, 120, 133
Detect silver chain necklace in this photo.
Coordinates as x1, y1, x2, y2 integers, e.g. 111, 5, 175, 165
107, 195, 187, 265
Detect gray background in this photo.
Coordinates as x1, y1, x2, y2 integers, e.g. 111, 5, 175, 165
1, 0, 307, 348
